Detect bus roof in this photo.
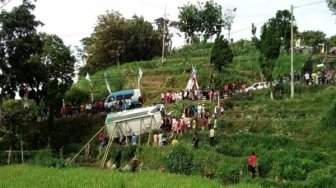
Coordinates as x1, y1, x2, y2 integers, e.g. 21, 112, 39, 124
106, 89, 138, 100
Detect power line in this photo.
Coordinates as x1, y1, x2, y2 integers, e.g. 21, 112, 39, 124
0, 0, 12, 9
230, 20, 266, 35
230, 0, 327, 37
294, 0, 324, 8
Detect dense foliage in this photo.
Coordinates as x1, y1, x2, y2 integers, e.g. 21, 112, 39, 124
301, 30, 326, 53
166, 145, 197, 175
0, 1, 75, 107
210, 35, 233, 73
326, 0, 336, 15
178, 0, 232, 43
253, 10, 295, 82
0, 1, 43, 99
81, 11, 162, 72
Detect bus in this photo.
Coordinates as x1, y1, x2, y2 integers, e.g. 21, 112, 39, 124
104, 89, 142, 111
105, 104, 165, 138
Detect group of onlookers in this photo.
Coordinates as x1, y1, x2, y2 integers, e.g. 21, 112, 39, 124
160, 89, 220, 104
304, 69, 336, 85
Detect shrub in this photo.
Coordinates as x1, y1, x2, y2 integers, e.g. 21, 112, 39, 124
166, 145, 196, 175
215, 144, 243, 157
64, 87, 90, 106
277, 157, 308, 181
257, 153, 275, 178
224, 101, 234, 110
29, 149, 67, 168
217, 160, 242, 184
307, 167, 336, 187
122, 145, 137, 161
318, 100, 336, 128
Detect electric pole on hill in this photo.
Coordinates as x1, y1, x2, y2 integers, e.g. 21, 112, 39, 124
290, 5, 294, 98
161, 5, 166, 64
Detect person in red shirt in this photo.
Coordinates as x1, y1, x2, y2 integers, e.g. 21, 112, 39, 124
248, 151, 257, 178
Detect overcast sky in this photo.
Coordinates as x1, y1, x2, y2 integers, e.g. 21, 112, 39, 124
3, 0, 336, 48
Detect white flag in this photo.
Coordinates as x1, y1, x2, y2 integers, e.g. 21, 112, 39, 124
138, 67, 143, 87
62, 98, 65, 108
85, 72, 93, 102
104, 72, 112, 94
85, 72, 92, 87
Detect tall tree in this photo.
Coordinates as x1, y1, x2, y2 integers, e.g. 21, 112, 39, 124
127, 15, 161, 61
328, 35, 336, 46
210, 35, 233, 73
199, 0, 223, 40
0, 100, 32, 164
0, 1, 43, 99
154, 17, 176, 55
26, 33, 75, 106
326, 0, 336, 15
83, 11, 161, 71
274, 10, 296, 52
301, 30, 326, 52
87, 11, 129, 69
252, 10, 294, 99
177, 3, 201, 44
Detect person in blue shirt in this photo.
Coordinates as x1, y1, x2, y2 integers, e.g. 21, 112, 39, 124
131, 134, 137, 145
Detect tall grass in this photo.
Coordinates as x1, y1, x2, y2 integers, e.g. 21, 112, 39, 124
0, 165, 225, 188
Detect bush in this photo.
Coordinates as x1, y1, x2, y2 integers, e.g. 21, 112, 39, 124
166, 145, 197, 175
277, 157, 308, 181
64, 87, 90, 106
318, 100, 336, 129
257, 153, 275, 178
307, 167, 336, 187
217, 160, 242, 184
215, 144, 243, 157
122, 145, 137, 161
29, 149, 67, 168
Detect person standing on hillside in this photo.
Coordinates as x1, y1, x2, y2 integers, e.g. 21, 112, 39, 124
192, 118, 197, 132
248, 152, 257, 178
192, 133, 200, 149
131, 133, 137, 145
304, 72, 310, 85
209, 127, 215, 147
153, 133, 158, 146
158, 132, 163, 147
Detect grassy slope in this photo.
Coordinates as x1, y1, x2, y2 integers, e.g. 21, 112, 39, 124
73, 43, 310, 104
0, 165, 260, 188
22, 43, 335, 186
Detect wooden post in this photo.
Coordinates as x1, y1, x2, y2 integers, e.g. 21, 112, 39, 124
125, 121, 129, 146
139, 119, 142, 145
71, 126, 106, 162
100, 126, 116, 169
147, 116, 153, 146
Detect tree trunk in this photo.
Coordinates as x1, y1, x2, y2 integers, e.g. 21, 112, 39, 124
269, 81, 274, 100
20, 129, 24, 164
7, 145, 12, 165
47, 107, 55, 149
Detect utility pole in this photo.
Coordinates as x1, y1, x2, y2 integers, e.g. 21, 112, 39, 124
226, 8, 236, 43
290, 5, 294, 98
161, 5, 166, 64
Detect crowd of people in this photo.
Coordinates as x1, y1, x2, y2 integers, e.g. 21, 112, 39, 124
304, 69, 336, 85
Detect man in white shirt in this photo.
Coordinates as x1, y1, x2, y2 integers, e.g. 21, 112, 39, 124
209, 127, 215, 147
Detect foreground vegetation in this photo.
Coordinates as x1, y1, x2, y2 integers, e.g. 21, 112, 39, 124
0, 165, 261, 188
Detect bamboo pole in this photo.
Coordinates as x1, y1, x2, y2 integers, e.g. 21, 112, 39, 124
147, 115, 154, 146
71, 126, 106, 162
100, 126, 116, 169
139, 119, 142, 146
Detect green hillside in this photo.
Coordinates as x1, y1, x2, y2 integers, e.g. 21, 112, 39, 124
71, 42, 311, 104
58, 43, 336, 186
2, 42, 336, 187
